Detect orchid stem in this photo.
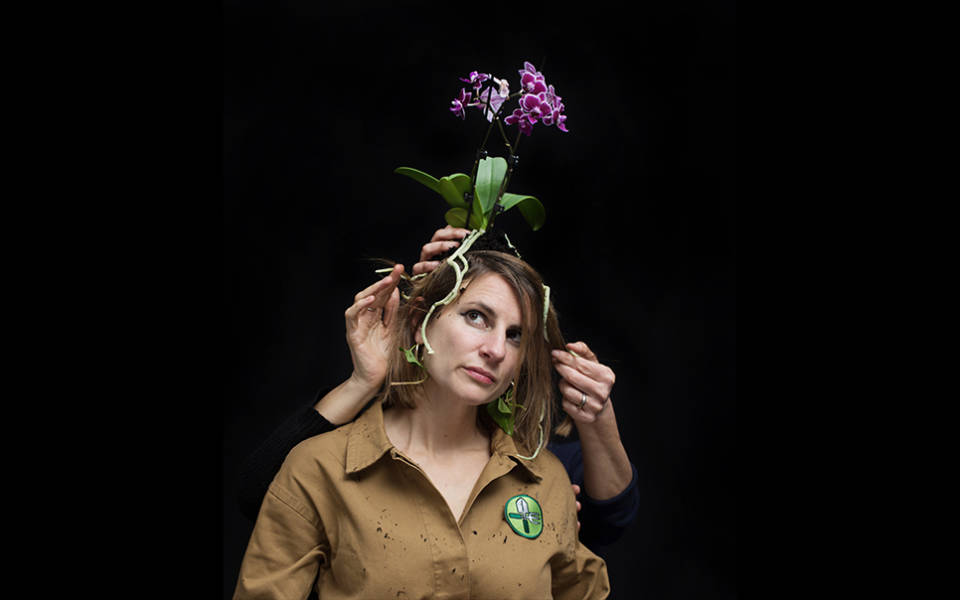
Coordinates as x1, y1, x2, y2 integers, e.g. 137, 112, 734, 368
467, 100, 498, 227
496, 117, 513, 154
467, 82, 525, 230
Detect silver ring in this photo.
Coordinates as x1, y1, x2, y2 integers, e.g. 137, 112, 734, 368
366, 307, 376, 311
578, 392, 587, 410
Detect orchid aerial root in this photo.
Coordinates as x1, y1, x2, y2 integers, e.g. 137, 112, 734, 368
420, 228, 486, 355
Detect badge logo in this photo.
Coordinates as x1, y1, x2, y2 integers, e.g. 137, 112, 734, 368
504, 494, 543, 539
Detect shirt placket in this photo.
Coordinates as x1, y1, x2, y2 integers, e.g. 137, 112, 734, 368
390, 448, 522, 599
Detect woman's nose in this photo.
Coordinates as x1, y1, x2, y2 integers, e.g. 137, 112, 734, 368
479, 332, 507, 362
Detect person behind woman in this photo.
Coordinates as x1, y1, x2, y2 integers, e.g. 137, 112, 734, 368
235, 227, 639, 554
234, 244, 610, 599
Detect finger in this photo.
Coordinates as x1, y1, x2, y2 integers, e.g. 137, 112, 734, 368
576, 500, 582, 513
431, 225, 471, 243
551, 349, 615, 388
366, 264, 405, 310
353, 264, 403, 303
558, 380, 583, 410
554, 362, 609, 402
345, 294, 377, 324
558, 380, 602, 416
419, 240, 461, 262
571, 484, 581, 496
561, 399, 597, 423
353, 272, 394, 303
382, 286, 400, 328
577, 520, 581, 532
566, 340, 598, 361
558, 377, 596, 403
412, 260, 440, 275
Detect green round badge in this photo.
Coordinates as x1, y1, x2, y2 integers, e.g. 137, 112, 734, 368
504, 494, 543, 539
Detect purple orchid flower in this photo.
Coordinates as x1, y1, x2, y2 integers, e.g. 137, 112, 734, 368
519, 93, 553, 125
520, 72, 547, 95
450, 87, 471, 120
459, 71, 490, 91
453, 61, 569, 133
504, 108, 535, 136
540, 85, 566, 129
554, 112, 568, 132
474, 82, 508, 122
518, 61, 548, 95
494, 77, 510, 97
543, 84, 561, 109
545, 101, 568, 132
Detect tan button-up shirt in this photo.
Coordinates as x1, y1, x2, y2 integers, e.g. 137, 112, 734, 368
234, 400, 609, 599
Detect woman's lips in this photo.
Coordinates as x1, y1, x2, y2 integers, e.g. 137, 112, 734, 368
463, 367, 495, 384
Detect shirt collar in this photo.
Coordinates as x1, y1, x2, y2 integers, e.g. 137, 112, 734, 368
345, 400, 394, 475
490, 424, 544, 482
345, 400, 544, 482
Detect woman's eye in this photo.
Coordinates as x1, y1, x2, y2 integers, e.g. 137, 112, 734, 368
464, 310, 486, 326
507, 329, 522, 344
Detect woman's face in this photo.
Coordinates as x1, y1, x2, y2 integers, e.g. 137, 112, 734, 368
416, 272, 525, 406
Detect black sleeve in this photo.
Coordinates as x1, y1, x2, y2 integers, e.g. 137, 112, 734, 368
577, 463, 640, 548
235, 388, 337, 522
548, 437, 641, 550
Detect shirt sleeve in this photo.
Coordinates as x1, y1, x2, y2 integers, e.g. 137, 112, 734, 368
233, 482, 330, 600
236, 388, 336, 521
549, 480, 611, 600
550, 541, 611, 600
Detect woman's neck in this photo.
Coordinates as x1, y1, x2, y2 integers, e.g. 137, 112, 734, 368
384, 384, 490, 458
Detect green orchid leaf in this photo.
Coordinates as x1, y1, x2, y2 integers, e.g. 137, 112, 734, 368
469, 195, 487, 230
443, 173, 472, 197
401, 345, 423, 368
486, 400, 514, 436
499, 193, 546, 231
498, 395, 511, 414
474, 157, 508, 218
436, 177, 468, 208
394, 167, 441, 194
445, 208, 469, 228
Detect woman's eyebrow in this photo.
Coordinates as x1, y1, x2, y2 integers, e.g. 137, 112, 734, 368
465, 301, 522, 329
466, 301, 498, 319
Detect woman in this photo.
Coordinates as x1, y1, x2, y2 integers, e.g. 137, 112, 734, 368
234, 244, 610, 599
235, 227, 639, 550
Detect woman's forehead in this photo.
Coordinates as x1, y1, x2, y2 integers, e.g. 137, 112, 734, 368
457, 273, 524, 321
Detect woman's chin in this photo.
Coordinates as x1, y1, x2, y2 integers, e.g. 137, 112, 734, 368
458, 392, 498, 407
427, 375, 505, 407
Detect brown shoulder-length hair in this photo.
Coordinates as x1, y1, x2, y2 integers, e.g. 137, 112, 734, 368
376, 250, 572, 455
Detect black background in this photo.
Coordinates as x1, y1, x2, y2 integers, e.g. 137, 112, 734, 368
223, 2, 736, 598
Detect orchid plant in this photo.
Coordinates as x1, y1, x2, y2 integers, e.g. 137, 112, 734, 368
393, 61, 568, 447
394, 61, 568, 233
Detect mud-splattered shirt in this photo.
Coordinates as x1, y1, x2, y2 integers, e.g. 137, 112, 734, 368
234, 400, 609, 599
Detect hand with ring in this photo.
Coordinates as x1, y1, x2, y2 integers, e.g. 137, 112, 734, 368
551, 341, 616, 424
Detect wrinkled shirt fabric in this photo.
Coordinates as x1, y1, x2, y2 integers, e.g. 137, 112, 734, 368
234, 400, 609, 599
